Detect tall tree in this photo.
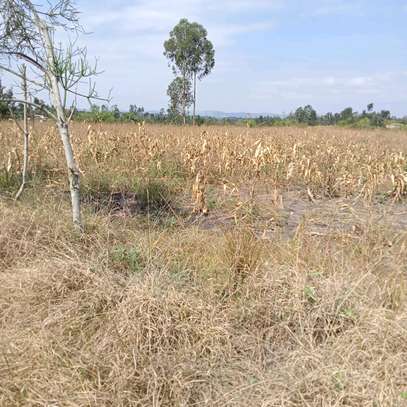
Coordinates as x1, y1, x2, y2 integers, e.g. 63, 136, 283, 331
164, 18, 215, 125
0, 0, 106, 231
167, 76, 193, 121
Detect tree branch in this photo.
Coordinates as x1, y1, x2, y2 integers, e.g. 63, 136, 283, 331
0, 51, 46, 72
67, 105, 76, 124
66, 87, 111, 103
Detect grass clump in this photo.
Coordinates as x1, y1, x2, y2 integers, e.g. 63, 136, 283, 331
132, 177, 177, 212
110, 244, 144, 274
0, 168, 20, 194
222, 226, 264, 293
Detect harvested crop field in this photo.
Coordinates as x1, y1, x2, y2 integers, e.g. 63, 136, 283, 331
1, 123, 406, 406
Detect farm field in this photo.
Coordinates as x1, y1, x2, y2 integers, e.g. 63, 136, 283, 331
1, 122, 407, 406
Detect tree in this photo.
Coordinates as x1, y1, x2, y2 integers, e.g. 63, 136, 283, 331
0, 79, 14, 118
294, 105, 317, 125
0, 0, 107, 231
380, 110, 391, 120
111, 105, 121, 120
320, 112, 336, 125
294, 106, 304, 123
304, 105, 317, 125
164, 18, 215, 125
340, 107, 354, 122
167, 76, 193, 121
367, 103, 374, 112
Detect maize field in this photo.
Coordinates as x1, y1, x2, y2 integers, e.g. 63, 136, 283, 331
0, 122, 406, 406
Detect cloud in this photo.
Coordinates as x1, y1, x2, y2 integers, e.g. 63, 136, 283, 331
255, 73, 395, 96
250, 71, 407, 113
80, 0, 276, 63
83, 0, 278, 33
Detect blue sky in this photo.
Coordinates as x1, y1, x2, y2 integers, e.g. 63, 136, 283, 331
76, 0, 407, 115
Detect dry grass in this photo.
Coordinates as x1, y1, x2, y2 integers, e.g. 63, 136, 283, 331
1, 122, 407, 406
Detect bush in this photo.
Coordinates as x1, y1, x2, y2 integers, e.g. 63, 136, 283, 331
351, 117, 371, 128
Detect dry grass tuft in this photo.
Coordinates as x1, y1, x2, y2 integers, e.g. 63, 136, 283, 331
222, 226, 264, 293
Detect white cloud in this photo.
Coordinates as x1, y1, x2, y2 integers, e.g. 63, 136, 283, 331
83, 0, 278, 32
250, 71, 407, 113
254, 73, 395, 97
81, 0, 276, 61
79, 0, 276, 70
348, 76, 372, 87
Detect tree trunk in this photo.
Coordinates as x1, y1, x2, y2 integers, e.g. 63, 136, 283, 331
182, 74, 187, 125
36, 16, 83, 231
15, 65, 29, 200
192, 71, 197, 126
58, 122, 82, 230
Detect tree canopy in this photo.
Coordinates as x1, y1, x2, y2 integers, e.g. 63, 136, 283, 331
167, 76, 194, 119
164, 18, 215, 80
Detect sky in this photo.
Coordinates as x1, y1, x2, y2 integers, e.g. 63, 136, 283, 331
73, 0, 407, 115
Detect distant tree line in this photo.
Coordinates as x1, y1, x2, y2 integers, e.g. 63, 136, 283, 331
0, 84, 404, 128
68, 102, 404, 128
0, 80, 49, 120
287, 103, 392, 127
73, 104, 168, 123
246, 104, 400, 128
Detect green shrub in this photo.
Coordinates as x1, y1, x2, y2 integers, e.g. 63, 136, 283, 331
351, 117, 371, 128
